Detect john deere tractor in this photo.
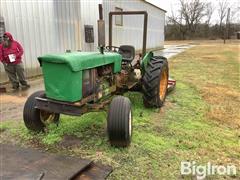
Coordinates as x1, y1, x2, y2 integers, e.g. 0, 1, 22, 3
23, 5, 175, 147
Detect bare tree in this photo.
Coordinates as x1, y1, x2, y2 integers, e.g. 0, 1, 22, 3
229, 5, 240, 24
201, 2, 214, 38
167, 6, 188, 39
218, 0, 229, 33
205, 2, 214, 26
165, 0, 239, 40
180, 0, 206, 35
167, 0, 207, 39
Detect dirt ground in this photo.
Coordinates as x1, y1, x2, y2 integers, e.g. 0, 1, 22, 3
0, 78, 44, 121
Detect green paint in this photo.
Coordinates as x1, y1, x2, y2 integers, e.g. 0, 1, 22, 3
38, 51, 122, 102
38, 52, 122, 73
42, 62, 83, 102
141, 51, 153, 73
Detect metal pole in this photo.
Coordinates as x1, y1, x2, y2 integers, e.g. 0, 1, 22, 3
109, 14, 112, 47
224, 8, 230, 44
108, 11, 148, 56
98, 4, 105, 54
99, 4, 103, 20
226, 8, 230, 39
142, 12, 148, 57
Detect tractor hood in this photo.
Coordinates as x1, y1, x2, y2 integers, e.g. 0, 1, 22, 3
38, 52, 122, 73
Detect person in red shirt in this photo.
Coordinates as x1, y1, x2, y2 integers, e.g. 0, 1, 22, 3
0, 32, 30, 90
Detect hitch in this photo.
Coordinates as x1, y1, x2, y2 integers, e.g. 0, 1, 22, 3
167, 78, 176, 93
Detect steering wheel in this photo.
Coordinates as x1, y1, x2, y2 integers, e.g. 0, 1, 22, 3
105, 46, 120, 52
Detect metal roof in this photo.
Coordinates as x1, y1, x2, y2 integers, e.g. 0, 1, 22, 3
142, 0, 167, 13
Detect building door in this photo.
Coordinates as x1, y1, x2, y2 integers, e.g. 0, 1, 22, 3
0, 16, 5, 43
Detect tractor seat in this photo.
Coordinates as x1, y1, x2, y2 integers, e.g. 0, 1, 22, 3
118, 45, 135, 62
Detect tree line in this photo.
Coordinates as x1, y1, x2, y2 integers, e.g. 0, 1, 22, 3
165, 0, 240, 40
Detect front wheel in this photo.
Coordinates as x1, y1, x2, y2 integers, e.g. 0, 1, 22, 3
107, 96, 132, 147
23, 91, 60, 132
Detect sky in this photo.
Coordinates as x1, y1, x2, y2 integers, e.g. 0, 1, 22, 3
146, 0, 240, 24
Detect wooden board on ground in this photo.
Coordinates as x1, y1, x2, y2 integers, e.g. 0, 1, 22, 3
0, 144, 112, 180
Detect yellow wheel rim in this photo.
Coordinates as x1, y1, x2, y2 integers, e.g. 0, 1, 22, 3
159, 69, 168, 101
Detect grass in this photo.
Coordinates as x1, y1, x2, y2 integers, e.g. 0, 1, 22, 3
0, 41, 239, 179
169, 43, 240, 128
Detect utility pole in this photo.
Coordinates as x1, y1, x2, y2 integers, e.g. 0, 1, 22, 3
224, 8, 230, 44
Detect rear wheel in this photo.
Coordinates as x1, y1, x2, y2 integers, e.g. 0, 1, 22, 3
107, 96, 132, 147
23, 91, 60, 132
142, 56, 169, 108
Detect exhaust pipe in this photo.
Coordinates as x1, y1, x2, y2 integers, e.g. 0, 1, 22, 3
98, 4, 105, 54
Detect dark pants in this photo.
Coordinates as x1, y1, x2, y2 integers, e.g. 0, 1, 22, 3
3, 63, 28, 88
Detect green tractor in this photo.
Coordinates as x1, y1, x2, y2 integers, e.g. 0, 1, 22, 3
23, 5, 175, 147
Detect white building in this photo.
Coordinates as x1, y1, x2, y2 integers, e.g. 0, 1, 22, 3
0, 0, 166, 83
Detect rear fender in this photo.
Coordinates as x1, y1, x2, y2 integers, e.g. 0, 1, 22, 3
141, 51, 153, 75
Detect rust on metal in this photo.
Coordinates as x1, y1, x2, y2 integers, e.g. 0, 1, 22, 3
0, 86, 6, 93
35, 84, 117, 116
72, 163, 112, 180
97, 64, 113, 76
35, 97, 90, 116
87, 99, 111, 110
119, 70, 129, 85
116, 69, 139, 90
